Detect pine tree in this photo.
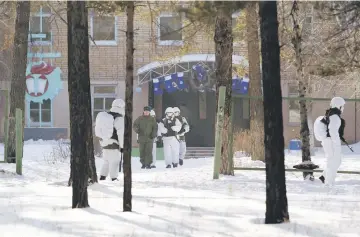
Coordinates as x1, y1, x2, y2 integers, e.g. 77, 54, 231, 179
123, 1, 135, 212
6, 1, 30, 163
67, 1, 93, 208
259, 1, 290, 224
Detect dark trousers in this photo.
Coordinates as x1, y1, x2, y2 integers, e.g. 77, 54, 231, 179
139, 141, 153, 166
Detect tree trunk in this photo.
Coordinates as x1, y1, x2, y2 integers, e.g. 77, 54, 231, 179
6, 1, 30, 163
259, 1, 290, 224
290, 1, 312, 179
307, 110, 315, 156
123, 1, 135, 212
214, 2, 234, 175
246, 1, 264, 162
67, 1, 92, 209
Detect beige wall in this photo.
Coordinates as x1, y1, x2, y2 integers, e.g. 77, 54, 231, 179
1, 6, 360, 147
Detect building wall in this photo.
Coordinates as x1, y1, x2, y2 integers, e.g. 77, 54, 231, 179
1, 5, 359, 148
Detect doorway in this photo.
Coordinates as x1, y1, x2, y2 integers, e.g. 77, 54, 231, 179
161, 91, 216, 147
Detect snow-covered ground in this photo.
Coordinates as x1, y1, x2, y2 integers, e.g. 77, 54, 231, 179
1, 140, 360, 237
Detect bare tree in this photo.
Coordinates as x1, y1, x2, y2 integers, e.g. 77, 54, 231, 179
259, 1, 290, 224
6, 1, 29, 163
289, 1, 313, 180
67, 1, 93, 208
246, 2, 264, 162
123, 1, 135, 212
213, 1, 234, 175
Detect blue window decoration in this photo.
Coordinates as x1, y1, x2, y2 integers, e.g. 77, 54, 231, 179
164, 75, 177, 93
232, 76, 242, 93
232, 75, 249, 95
25, 61, 63, 103
192, 64, 206, 82
176, 72, 188, 90
153, 77, 163, 95
239, 75, 249, 94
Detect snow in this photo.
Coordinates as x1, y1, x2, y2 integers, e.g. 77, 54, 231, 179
1, 140, 360, 237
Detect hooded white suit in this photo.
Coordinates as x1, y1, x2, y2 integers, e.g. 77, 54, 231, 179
173, 107, 190, 165
159, 107, 182, 167
98, 99, 125, 180
314, 97, 345, 186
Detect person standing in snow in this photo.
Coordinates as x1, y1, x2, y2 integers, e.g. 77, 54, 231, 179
173, 107, 190, 166
94, 98, 125, 181
158, 107, 182, 168
149, 109, 162, 168
133, 106, 158, 169
314, 97, 346, 186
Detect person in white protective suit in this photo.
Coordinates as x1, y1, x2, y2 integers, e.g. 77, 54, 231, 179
158, 107, 182, 168
173, 107, 190, 166
149, 109, 162, 168
313, 96, 346, 186
94, 98, 125, 181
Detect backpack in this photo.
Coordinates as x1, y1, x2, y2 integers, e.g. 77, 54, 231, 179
313, 108, 346, 142
95, 111, 121, 140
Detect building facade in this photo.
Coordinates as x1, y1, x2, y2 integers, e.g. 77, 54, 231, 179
0, 4, 359, 148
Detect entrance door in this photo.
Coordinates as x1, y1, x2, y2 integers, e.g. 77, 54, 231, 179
162, 91, 216, 147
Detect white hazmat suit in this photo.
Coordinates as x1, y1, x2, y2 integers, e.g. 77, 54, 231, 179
173, 107, 190, 166
314, 97, 345, 186
159, 107, 182, 168
98, 99, 125, 181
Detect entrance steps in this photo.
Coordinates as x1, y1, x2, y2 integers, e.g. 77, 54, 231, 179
185, 147, 214, 159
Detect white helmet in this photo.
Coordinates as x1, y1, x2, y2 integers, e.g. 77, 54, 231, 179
150, 110, 156, 117
330, 97, 345, 112
110, 99, 125, 114
173, 107, 180, 116
165, 107, 174, 118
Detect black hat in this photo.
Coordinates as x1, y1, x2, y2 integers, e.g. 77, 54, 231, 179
143, 106, 151, 111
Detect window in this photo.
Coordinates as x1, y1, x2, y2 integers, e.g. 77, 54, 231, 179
302, 6, 314, 39
29, 6, 52, 45
158, 14, 183, 45
28, 99, 52, 127
288, 84, 300, 124
92, 85, 117, 119
90, 15, 117, 45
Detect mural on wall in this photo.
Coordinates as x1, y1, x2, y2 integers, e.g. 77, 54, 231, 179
25, 61, 63, 103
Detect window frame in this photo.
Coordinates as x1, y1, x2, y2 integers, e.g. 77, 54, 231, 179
91, 85, 118, 121
157, 13, 184, 46
29, 6, 52, 46
288, 84, 301, 125
302, 5, 314, 39
89, 15, 118, 46
26, 99, 53, 128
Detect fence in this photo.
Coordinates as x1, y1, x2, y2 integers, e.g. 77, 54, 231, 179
213, 86, 360, 179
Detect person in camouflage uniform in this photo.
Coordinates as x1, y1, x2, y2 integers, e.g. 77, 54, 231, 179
133, 106, 158, 169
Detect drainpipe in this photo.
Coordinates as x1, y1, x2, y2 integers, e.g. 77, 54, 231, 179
355, 86, 357, 142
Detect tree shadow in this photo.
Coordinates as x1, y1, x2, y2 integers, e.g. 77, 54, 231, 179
84, 208, 194, 237
0, 211, 105, 237
250, 217, 340, 237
